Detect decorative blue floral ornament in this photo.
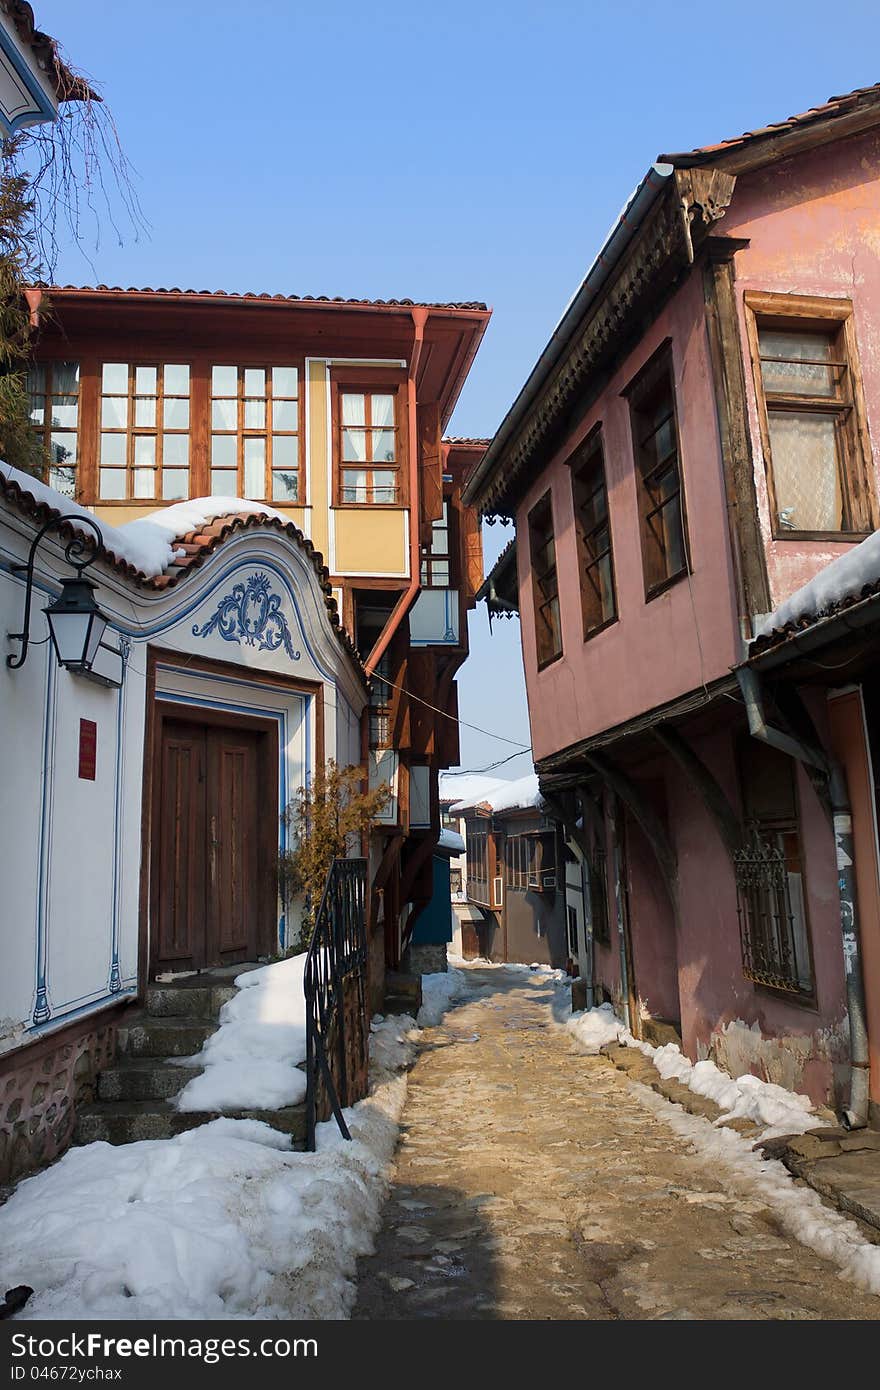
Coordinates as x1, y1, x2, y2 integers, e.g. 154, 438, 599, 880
193, 572, 301, 659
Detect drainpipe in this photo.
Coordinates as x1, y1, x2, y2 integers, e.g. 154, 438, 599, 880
364, 307, 427, 677
737, 665, 870, 1129
608, 794, 632, 1034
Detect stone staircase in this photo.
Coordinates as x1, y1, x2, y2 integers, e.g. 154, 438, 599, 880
75, 971, 306, 1149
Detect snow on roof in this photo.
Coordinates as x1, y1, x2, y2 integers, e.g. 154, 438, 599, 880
752, 528, 880, 644
0, 463, 286, 578
450, 772, 543, 816
438, 772, 508, 807
437, 827, 465, 854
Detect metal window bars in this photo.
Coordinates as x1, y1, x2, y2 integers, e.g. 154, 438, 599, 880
303, 857, 369, 1151
733, 833, 806, 995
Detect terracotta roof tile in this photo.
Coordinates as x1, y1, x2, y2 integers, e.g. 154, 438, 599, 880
750, 573, 880, 654
660, 82, 880, 165
3, 1, 99, 101
31, 283, 488, 312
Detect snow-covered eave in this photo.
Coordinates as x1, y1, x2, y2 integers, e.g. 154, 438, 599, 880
747, 582, 880, 672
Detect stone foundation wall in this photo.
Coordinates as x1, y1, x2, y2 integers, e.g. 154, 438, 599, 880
0, 1018, 117, 1186
402, 942, 448, 976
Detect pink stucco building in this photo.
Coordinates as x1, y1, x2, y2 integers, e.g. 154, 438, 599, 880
468, 85, 880, 1126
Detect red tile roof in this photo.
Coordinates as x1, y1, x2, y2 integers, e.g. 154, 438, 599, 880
32, 283, 488, 312
0, 474, 366, 680
660, 82, 880, 166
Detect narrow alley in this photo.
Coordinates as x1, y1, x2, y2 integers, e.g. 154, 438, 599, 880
354, 968, 880, 1321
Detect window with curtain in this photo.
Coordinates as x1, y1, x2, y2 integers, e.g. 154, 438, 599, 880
755, 320, 867, 535
627, 350, 689, 596
99, 363, 191, 501
28, 361, 80, 498
337, 388, 400, 504
211, 365, 300, 502
570, 432, 617, 637
528, 492, 563, 668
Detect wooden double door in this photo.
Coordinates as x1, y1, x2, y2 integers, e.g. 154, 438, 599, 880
150, 708, 276, 975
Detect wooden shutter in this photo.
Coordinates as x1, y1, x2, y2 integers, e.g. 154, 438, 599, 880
461, 503, 484, 607
418, 402, 443, 543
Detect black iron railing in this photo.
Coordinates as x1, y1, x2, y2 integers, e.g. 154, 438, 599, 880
304, 857, 369, 1151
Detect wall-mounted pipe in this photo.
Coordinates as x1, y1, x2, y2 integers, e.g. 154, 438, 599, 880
737, 665, 869, 1129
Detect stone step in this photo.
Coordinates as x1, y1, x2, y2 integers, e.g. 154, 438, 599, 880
383, 994, 419, 1018
116, 1013, 216, 1058
75, 1100, 306, 1148
97, 1058, 202, 1102
145, 983, 237, 1020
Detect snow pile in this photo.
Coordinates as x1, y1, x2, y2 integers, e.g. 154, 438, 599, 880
0, 463, 287, 578
417, 967, 471, 1026
176, 955, 308, 1113
640, 1087, 880, 1296
649, 1042, 818, 1139
0, 1018, 417, 1321
566, 1005, 825, 1140
754, 527, 880, 639
449, 771, 543, 816
437, 827, 465, 854
567, 1002, 627, 1054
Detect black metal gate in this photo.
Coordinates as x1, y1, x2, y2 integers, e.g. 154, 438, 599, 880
304, 857, 369, 1150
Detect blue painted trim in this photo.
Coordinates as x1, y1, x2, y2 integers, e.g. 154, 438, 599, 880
0, 27, 57, 135
108, 637, 132, 994
24, 988, 138, 1040
32, 647, 56, 1025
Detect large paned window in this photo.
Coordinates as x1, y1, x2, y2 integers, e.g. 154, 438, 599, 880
626, 348, 689, 597
734, 739, 814, 998
570, 431, 616, 638
211, 365, 300, 502
466, 824, 490, 906
28, 361, 79, 498
335, 386, 401, 505
527, 492, 562, 668
746, 294, 874, 537
504, 833, 532, 890
420, 498, 454, 587
99, 363, 191, 501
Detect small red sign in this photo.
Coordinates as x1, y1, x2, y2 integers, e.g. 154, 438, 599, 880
78, 719, 97, 781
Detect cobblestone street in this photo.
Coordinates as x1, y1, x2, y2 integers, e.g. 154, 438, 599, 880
354, 967, 880, 1320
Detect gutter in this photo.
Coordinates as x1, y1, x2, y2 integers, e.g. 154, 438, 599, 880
364, 306, 427, 676
736, 666, 870, 1129
462, 162, 675, 509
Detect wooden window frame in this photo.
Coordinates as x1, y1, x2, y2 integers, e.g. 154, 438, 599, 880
527, 490, 563, 670
209, 363, 303, 504
568, 427, 618, 640
466, 821, 492, 908
744, 291, 876, 541
624, 342, 691, 601
420, 495, 457, 588
330, 367, 408, 509
28, 359, 81, 500
97, 362, 191, 504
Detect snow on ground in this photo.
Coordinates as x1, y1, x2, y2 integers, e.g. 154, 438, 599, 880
753, 525, 880, 638
176, 955, 308, 1113
565, 1003, 824, 1140
638, 1085, 880, 1296
1, 463, 287, 577
417, 967, 471, 1025
0, 1017, 418, 1321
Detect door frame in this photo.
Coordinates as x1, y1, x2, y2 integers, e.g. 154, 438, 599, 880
139, 647, 323, 993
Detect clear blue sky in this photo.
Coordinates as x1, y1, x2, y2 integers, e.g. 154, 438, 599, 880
36, 0, 880, 778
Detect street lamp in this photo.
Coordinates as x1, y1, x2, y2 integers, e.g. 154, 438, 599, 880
7, 514, 109, 675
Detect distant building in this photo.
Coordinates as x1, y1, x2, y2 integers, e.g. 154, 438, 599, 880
444, 773, 570, 968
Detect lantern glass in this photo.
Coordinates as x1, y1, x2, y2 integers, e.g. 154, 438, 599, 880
44, 576, 108, 673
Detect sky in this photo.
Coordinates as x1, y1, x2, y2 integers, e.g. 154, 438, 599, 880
33, 0, 880, 779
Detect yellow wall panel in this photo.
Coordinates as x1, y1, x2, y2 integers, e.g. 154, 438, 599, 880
334, 508, 408, 576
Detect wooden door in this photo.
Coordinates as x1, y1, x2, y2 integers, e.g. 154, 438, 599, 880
151, 713, 273, 975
